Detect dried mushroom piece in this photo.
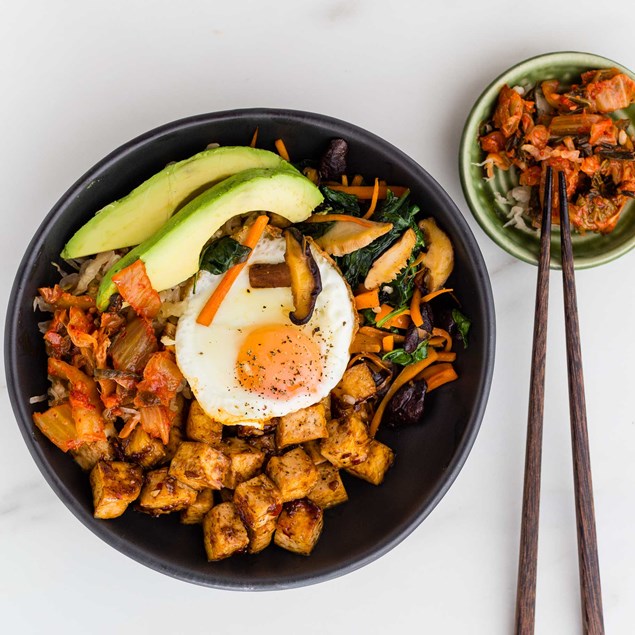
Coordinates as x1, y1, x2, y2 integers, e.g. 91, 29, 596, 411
315, 218, 393, 257
319, 138, 348, 180
283, 228, 322, 325
417, 218, 454, 292
363, 228, 417, 290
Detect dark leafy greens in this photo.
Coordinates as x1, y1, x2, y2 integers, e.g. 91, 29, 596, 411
451, 309, 471, 348
199, 237, 251, 275
382, 341, 428, 366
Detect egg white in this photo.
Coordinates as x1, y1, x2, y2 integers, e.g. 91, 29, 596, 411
175, 231, 356, 426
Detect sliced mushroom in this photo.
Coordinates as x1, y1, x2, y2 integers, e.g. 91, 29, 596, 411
363, 228, 417, 290
418, 218, 454, 292
248, 262, 291, 288
316, 218, 393, 256
283, 228, 322, 325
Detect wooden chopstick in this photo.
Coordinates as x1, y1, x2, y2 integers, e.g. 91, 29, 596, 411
514, 166, 552, 635
558, 171, 605, 635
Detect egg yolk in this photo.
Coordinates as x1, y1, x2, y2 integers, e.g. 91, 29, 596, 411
236, 325, 323, 399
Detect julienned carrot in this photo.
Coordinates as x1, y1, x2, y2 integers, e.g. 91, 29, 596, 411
351, 174, 363, 186
354, 288, 380, 310
435, 351, 457, 362
304, 213, 378, 228
410, 288, 423, 326
369, 349, 439, 437
196, 215, 270, 326
417, 363, 458, 391
275, 139, 290, 161
250, 127, 259, 148
382, 335, 394, 352
341, 174, 349, 186
328, 184, 408, 199
421, 288, 454, 303
376, 304, 411, 329
362, 178, 380, 219
432, 327, 453, 352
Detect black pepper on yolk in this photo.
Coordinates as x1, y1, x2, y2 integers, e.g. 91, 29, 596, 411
236, 325, 324, 399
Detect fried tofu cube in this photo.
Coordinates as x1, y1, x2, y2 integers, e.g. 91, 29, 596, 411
274, 499, 324, 556
72, 437, 114, 471
203, 502, 249, 561
308, 463, 348, 509
186, 399, 223, 446
247, 519, 276, 554
138, 467, 197, 515
89, 460, 143, 519
180, 488, 215, 525
320, 395, 332, 421
168, 441, 229, 490
247, 433, 277, 458
234, 474, 282, 529
276, 403, 328, 449
122, 425, 166, 468
320, 412, 371, 468
303, 440, 327, 465
346, 440, 395, 485
221, 438, 266, 489
266, 448, 318, 502
331, 363, 377, 404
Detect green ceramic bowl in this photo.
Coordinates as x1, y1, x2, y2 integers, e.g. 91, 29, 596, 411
459, 51, 635, 269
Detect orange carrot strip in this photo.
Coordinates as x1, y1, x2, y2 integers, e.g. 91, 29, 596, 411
428, 336, 445, 347
275, 138, 290, 161
362, 178, 380, 219
388, 311, 411, 329
382, 335, 394, 352
421, 288, 454, 303
197, 215, 270, 326
435, 351, 457, 362
328, 185, 408, 199
369, 349, 439, 437
250, 127, 259, 148
304, 213, 378, 228
410, 288, 423, 327
417, 363, 458, 391
347, 352, 393, 373
351, 174, 363, 186
341, 174, 349, 186
354, 288, 380, 310
432, 327, 453, 352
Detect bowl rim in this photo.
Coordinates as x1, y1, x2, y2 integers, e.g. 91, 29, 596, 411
459, 50, 635, 269
5, 108, 496, 590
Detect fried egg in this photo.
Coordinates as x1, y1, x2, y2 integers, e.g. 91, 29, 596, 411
175, 231, 356, 426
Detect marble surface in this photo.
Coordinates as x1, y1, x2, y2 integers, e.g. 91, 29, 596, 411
1, 2, 633, 633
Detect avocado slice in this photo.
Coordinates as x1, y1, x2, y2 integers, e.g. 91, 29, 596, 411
96, 167, 323, 310
62, 146, 289, 258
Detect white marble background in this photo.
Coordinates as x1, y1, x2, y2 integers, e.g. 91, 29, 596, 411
1, 1, 633, 633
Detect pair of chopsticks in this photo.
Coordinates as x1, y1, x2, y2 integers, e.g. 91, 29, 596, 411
514, 168, 604, 634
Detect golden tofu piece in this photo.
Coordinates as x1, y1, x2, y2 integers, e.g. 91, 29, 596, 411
332, 363, 377, 404
164, 399, 185, 463
89, 460, 143, 519
138, 467, 197, 515
220, 438, 266, 489
72, 437, 114, 471
186, 399, 223, 446
180, 488, 215, 525
247, 519, 276, 554
168, 441, 229, 490
203, 502, 249, 561
308, 463, 348, 509
346, 440, 395, 485
276, 403, 328, 449
303, 440, 327, 465
234, 474, 283, 530
274, 499, 324, 556
122, 425, 166, 468
320, 394, 332, 421
266, 448, 318, 503
320, 412, 371, 468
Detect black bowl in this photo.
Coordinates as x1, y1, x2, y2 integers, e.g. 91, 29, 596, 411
5, 109, 495, 590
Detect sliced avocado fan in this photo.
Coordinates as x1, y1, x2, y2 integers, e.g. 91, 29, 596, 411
96, 166, 323, 310
62, 146, 290, 258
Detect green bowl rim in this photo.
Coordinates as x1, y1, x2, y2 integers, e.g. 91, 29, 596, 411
459, 50, 635, 269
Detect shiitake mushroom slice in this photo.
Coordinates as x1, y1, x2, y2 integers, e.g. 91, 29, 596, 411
283, 228, 322, 325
